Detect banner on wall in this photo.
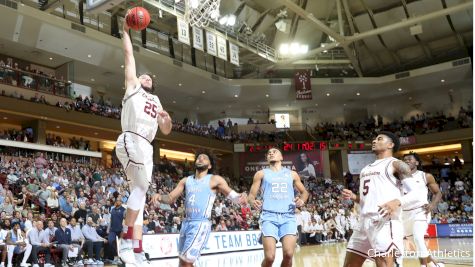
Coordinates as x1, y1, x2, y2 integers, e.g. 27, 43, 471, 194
399, 136, 416, 146
239, 150, 324, 178
229, 42, 239, 65
192, 27, 204, 51
217, 35, 227, 60
206, 31, 217, 56
177, 18, 190, 45
294, 70, 312, 100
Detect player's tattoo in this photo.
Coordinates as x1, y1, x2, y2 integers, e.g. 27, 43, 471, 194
393, 160, 412, 179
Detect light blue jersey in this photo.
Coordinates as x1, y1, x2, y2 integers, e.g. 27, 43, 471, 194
179, 174, 216, 263
259, 167, 297, 241
261, 167, 295, 213
184, 174, 216, 220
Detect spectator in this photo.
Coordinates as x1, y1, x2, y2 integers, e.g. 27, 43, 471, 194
55, 218, 83, 267
28, 221, 54, 267
81, 217, 106, 264
4, 222, 31, 267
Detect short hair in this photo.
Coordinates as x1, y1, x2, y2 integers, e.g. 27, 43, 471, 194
138, 72, 155, 92
403, 152, 422, 170
11, 221, 20, 228
194, 150, 216, 174
378, 131, 400, 152
266, 146, 283, 155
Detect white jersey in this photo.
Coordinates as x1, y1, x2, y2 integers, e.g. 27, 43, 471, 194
121, 85, 162, 142
359, 157, 402, 220
402, 170, 429, 211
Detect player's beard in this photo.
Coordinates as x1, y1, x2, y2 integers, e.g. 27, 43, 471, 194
142, 85, 153, 92
195, 163, 209, 172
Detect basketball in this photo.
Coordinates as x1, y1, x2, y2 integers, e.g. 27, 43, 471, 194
125, 7, 151, 31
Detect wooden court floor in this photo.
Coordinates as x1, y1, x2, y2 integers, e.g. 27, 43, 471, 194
145, 238, 473, 267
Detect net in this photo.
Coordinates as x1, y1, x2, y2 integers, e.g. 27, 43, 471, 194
184, 0, 220, 28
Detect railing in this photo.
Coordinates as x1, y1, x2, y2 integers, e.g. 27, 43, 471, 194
0, 66, 72, 98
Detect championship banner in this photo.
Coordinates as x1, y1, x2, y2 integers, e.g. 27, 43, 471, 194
294, 70, 312, 100
192, 27, 204, 51
206, 31, 217, 56
239, 150, 324, 178
177, 18, 190, 45
143, 230, 281, 260
217, 35, 227, 60
229, 42, 239, 66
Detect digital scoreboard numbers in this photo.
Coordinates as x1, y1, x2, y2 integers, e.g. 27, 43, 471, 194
246, 141, 369, 153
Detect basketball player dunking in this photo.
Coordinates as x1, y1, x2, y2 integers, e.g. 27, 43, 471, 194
115, 21, 172, 265
248, 147, 309, 267
151, 151, 247, 267
342, 132, 422, 267
400, 152, 442, 267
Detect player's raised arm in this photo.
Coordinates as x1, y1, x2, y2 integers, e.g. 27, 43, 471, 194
247, 170, 264, 210
151, 177, 187, 205
392, 160, 412, 179
213, 175, 247, 205
122, 18, 138, 92
424, 173, 442, 214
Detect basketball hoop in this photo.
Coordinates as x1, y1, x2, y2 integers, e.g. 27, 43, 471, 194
184, 0, 220, 28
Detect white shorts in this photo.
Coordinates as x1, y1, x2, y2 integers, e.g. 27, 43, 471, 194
347, 216, 403, 258
115, 132, 153, 189
402, 207, 431, 237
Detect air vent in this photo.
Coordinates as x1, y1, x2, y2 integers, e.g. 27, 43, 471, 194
452, 58, 470, 67
211, 74, 220, 81
269, 79, 282, 84
331, 78, 344, 84
173, 60, 182, 67
395, 72, 410, 79
71, 23, 85, 33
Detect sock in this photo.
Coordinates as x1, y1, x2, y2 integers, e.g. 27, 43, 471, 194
133, 240, 143, 253
123, 226, 134, 240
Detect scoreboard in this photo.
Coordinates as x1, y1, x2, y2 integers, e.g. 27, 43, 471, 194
245, 141, 371, 153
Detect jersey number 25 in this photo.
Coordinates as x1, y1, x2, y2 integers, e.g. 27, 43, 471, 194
144, 101, 158, 118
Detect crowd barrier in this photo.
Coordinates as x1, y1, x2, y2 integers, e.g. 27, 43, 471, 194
143, 230, 281, 260
143, 224, 472, 260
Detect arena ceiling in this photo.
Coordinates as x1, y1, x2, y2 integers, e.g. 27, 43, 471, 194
0, 0, 472, 119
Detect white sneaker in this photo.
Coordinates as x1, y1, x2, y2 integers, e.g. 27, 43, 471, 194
134, 252, 150, 265
0, 262, 5, 267
117, 237, 136, 264
94, 260, 103, 265
32, 264, 39, 267
76, 260, 84, 266
84, 259, 95, 265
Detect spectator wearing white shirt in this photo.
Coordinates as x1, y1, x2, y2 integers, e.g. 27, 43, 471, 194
27, 221, 53, 267
82, 217, 106, 264
455, 179, 465, 196
300, 207, 311, 228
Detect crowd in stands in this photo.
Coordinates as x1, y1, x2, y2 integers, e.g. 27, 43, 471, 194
1, 79, 473, 143
0, 129, 34, 143
0, 59, 70, 97
313, 106, 473, 141
0, 130, 93, 151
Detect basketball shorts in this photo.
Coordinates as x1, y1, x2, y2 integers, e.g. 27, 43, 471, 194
402, 207, 431, 238
347, 215, 403, 258
115, 131, 153, 189
178, 220, 212, 263
259, 211, 297, 241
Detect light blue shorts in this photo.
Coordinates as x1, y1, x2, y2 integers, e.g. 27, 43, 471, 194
178, 220, 211, 263
259, 210, 297, 241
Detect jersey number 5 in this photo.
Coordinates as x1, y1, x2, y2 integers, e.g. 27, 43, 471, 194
144, 101, 158, 118
362, 179, 370, 196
